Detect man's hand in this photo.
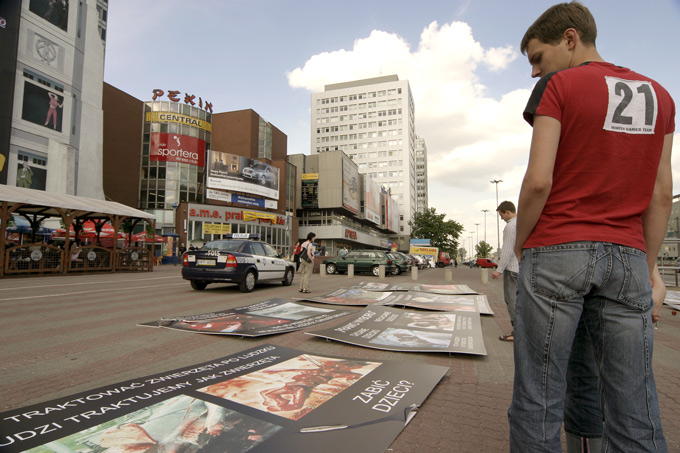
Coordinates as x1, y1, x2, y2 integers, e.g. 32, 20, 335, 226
651, 265, 666, 323
514, 245, 523, 262
492, 271, 501, 279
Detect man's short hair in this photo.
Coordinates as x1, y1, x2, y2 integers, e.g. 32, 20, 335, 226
497, 201, 516, 214
520, 2, 597, 55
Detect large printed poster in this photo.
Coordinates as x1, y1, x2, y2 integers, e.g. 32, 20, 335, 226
342, 157, 359, 214
29, 0, 69, 31
207, 149, 279, 199
296, 288, 493, 314
21, 82, 64, 132
0, 344, 448, 453
308, 306, 487, 355
149, 133, 206, 167
139, 299, 352, 336
365, 179, 381, 225
386, 195, 399, 233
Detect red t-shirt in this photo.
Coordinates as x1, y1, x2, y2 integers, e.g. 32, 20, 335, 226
523, 61, 675, 251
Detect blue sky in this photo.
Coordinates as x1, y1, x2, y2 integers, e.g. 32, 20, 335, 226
105, 0, 680, 252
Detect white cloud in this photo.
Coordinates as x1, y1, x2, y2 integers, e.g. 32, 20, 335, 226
287, 20, 530, 248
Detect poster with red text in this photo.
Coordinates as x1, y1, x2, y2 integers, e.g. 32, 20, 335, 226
0, 344, 447, 453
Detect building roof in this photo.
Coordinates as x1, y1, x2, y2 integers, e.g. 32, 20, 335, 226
0, 185, 154, 220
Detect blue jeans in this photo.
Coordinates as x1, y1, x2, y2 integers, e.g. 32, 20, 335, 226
508, 242, 666, 452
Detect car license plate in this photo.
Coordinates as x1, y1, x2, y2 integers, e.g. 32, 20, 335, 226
197, 259, 215, 266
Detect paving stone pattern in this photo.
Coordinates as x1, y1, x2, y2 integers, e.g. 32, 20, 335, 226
1, 265, 678, 452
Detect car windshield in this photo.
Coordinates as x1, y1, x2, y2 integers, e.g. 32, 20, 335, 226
202, 240, 245, 252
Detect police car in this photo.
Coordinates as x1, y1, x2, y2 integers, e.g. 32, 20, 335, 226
181, 234, 295, 292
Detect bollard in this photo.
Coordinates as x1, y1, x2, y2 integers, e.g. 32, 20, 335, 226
444, 268, 453, 282
481, 268, 489, 284
411, 266, 418, 281
320, 263, 326, 277
379, 265, 386, 279
348, 263, 354, 278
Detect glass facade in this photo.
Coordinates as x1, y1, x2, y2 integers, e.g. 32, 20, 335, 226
140, 101, 211, 232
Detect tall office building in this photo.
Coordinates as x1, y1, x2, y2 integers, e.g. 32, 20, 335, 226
1, 0, 107, 198
415, 136, 428, 213
310, 75, 416, 249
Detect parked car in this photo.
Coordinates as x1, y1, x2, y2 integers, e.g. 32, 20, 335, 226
410, 254, 427, 270
390, 251, 413, 275
463, 259, 476, 267
323, 250, 397, 276
241, 164, 277, 186
181, 233, 295, 292
474, 258, 498, 269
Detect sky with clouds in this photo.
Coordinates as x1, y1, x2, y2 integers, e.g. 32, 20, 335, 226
104, 0, 680, 252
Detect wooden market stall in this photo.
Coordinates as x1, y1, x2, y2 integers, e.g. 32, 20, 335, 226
1, 185, 157, 277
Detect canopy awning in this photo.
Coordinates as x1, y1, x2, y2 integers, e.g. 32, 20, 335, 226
0, 185, 154, 220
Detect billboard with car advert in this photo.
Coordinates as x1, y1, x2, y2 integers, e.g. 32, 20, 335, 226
149, 133, 205, 167
342, 157, 359, 213
207, 149, 279, 199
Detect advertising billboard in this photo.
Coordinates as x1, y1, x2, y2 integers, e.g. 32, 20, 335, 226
149, 133, 205, 167
342, 157, 359, 213
29, 0, 69, 31
301, 173, 318, 208
207, 150, 279, 200
0, 0, 21, 184
365, 179, 381, 225
21, 82, 64, 132
16, 161, 46, 190
386, 195, 400, 233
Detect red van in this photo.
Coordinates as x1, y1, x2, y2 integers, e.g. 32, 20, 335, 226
474, 258, 498, 269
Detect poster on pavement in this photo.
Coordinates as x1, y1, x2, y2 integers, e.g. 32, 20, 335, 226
0, 344, 448, 453
409, 284, 480, 295
294, 287, 406, 306
138, 299, 352, 336
664, 290, 680, 310
387, 292, 493, 315
308, 306, 487, 355
351, 281, 408, 292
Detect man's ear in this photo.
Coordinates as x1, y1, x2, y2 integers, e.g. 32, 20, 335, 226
563, 28, 578, 50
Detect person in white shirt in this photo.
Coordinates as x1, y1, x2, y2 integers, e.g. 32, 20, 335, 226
492, 201, 519, 341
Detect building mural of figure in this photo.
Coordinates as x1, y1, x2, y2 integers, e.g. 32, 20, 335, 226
17, 162, 33, 188
44, 92, 63, 129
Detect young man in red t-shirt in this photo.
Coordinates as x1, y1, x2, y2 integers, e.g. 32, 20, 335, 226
508, 3, 674, 452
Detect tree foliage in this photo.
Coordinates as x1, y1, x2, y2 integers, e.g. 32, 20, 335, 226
475, 240, 494, 258
408, 207, 464, 256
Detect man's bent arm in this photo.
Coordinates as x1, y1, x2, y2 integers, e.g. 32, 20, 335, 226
514, 115, 561, 257
642, 132, 674, 274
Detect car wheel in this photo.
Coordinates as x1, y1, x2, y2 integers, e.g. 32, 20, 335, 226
437, 262, 444, 268
326, 263, 337, 274
190, 280, 207, 290
260, 175, 267, 185
372, 265, 380, 277
239, 270, 256, 292
393, 266, 402, 275
282, 268, 294, 286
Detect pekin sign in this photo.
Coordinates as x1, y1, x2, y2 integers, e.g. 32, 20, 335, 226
149, 133, 205, 167
151, 89, 213, 113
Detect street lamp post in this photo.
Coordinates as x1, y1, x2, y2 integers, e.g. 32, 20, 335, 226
475, 223, 480, 247
490, 180, 503, 252
481, 209, 489, 243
